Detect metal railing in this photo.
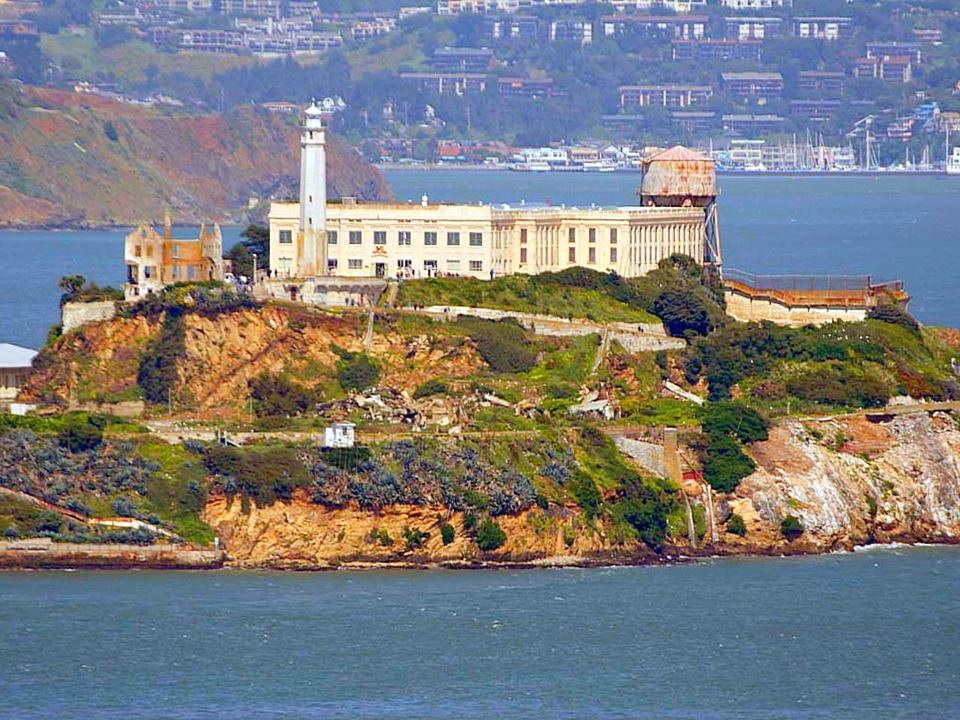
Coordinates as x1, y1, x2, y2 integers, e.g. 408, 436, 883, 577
724, 268, 903, 293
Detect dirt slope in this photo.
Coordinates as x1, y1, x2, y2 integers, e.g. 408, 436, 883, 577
0, 84, 391, 227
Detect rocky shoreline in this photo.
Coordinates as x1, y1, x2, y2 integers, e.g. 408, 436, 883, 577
2, 537, 957, 572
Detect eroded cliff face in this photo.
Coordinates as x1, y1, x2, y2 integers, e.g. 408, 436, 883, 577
23, 306, 486, 412
203, 492, 635, 569
729, 413, 960, 552
203, 412, 960, 568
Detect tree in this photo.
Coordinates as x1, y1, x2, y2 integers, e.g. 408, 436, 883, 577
653, 288, 710, 338
226, 224, 270, 279
475, 519, 506, 551
59, 275, 86, 306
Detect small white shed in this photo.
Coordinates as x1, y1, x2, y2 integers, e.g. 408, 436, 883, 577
322, 422, 356, 448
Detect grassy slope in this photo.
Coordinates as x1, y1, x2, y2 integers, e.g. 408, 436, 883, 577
395, 276, 660, 324
41, 33, 256, 85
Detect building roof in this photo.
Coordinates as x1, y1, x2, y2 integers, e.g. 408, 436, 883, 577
0, 343, 37, 369
722, 72, 784, 81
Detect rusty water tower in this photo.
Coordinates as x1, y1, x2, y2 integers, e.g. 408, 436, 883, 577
638, 145, 722, 267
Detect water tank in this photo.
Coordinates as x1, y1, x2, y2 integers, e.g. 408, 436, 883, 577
638, 145, 718, 208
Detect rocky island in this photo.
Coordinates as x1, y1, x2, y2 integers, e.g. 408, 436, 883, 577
2, 262, 959, 570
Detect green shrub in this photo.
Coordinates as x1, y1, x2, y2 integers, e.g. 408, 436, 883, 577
122, 282, 258, 320
103, 119, 119, 141
567, 472, 602, 519
653, 288, 710, 337
203, 446, 310, 508
610, 483, 673, 550
786, 367, 890, 408
402, 526, 430, 550
702, 402, 768, 444
701, 434, 755, 493
440, 522, 455, 545
137, 313, 186, 405
457, 317, 536, 373
781, 515, 804, 541
462, 489, 489, 510
59, 275, 123, 307
338, 353, 381, 391
867, 303, 919, 335
413, 378, 448, 399
58, 414, 104, 452
369, 528, 394, 546
249, 373, 317, 417
475, 518, 507, 551
727, 513, 747, 537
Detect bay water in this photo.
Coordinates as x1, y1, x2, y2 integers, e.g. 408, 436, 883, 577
1, 546, 958, 719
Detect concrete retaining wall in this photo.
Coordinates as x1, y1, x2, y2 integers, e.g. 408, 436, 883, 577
612, 436, 667, 476
61, 301, 118, 334
72, 400, 145, 418
724, 290, 867, 328
0, 539, 223, 569
422, 306, 686, 352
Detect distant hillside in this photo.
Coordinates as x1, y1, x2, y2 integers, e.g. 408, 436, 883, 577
0, 83, 392, 228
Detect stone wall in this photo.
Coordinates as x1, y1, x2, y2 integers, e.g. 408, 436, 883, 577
62, 301, 118, 334
724, 290, 867, 328
422, 306, 686, 352
0, 539, 223, 569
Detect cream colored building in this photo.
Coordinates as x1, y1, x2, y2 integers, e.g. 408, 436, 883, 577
0, 343, 36, 405
269, 200, 708, 281
269, 104, 721, 284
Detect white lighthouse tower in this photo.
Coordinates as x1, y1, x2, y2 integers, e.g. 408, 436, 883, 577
297, 101, 326, 277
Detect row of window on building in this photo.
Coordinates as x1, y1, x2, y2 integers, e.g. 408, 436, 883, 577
280, 227, 621, 246
314, 246, 618, 272
279, 229, 486, 247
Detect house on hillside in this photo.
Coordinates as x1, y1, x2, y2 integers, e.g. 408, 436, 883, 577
0, 343, 36, 407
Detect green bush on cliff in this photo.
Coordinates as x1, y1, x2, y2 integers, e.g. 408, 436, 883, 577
440, 522, 455, 545
781, 515, 804, 541
700, 434, 755, 494
867, 303, 920, 335
786, 366, 890, 408
137, 313, 186, 405
701, 402, 768, 444
338, 353, 381, 391
456, 316, 536, 373
727, 513, 747, 537
203, 446, 310, 508
58, 414, 104, 453
249, 373, 318, 418
413, 379, 448, 399
475, 518, 507, 551
58, 275, 123, 308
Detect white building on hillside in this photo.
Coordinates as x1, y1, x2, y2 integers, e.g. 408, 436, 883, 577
0, 343, 37, 406
268, 104, 722, 290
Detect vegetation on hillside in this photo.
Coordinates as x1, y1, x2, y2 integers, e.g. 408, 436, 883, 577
396, 259, 723, 331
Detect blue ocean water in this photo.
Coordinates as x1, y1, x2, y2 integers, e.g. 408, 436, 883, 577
1, 546, 958, 719
0, 174, 958, 347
